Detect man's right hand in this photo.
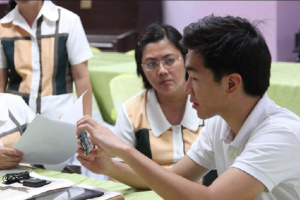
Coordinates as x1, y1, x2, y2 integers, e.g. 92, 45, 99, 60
76, 115, 131, 159
76, 144, 114, 175
0, 147, 23, 169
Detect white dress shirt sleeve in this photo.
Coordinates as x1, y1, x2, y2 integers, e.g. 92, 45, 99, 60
66, 15, 93, 66
113, 104, 136, 147
112, 103, 136, 162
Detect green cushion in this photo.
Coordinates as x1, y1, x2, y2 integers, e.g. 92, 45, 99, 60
267, 62, 300, 117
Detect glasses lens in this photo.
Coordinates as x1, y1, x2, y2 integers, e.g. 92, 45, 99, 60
163, 58, 176, 66
145, 62, 158, 70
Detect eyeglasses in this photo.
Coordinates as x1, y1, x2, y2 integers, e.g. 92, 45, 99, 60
141, 56, 182, 71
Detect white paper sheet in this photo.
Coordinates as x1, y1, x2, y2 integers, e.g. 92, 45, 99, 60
13, 91, 87, 165
60, 90, 87, 125
14, 115, 77, 165
43, 91, 87, 170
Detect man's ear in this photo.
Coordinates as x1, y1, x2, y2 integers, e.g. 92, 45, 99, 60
227, 73, 242, 94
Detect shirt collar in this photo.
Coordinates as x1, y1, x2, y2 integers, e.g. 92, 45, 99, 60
0, 94, 9, 122
40, 1, 59, 22
220, 93, 274, 149
0, 7, 16, 24
146, 89, 202, 137
1, 1, 58, 24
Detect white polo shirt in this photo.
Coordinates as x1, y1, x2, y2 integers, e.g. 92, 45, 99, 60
115, 89, 204, 166
187, 93, 300, 200
0, 1, 93, 119
0, 93, 35, 147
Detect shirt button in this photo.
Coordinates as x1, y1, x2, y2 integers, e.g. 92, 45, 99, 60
32, 95, 36, 99
34, 59, 38, 63
35, 79, 39, 82
173, 126, 180, 133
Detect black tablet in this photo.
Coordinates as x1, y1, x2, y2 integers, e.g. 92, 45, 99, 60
28, 186, 104, 200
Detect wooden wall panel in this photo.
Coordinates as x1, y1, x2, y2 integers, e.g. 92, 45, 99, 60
0, 1, 162, 52
52, 1, 162, 35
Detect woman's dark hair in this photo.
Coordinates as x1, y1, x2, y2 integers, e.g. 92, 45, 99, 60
7, 0, 17, 13
183, 15, 271, 97
135, 24, 187, 90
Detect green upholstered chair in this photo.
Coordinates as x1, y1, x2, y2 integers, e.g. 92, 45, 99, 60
109, 74, 144, 122
89, 61, 137, 125
267, 62, 300, 117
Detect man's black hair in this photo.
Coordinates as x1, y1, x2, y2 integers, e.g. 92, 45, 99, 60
183, 15, 271, 96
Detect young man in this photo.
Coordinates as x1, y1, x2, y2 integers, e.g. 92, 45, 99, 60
76, 15, 300, 200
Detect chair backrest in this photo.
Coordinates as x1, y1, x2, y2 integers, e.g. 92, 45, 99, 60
90, 46, 102, 55
109, 74, 144, 121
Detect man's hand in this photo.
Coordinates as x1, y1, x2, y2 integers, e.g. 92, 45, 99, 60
76, 144, 113, 175
0, 147, 23, 169
76, 115, 131, 160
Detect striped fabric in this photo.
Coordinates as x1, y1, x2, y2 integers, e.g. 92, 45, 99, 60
124, 91, 203, 168
0, 10, 72, 114
0, 1, 93, 119
0, 93, 34, 147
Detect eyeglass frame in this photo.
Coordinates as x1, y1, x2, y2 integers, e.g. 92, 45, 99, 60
141, 56, 183, 71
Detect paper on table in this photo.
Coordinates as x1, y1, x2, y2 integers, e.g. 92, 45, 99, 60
0, 172, 75, 200
0, 172, 123, 200
13, 91, 87, 165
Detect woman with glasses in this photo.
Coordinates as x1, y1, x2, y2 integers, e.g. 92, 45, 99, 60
113, 24, 203, 168
76, 24, 217, 188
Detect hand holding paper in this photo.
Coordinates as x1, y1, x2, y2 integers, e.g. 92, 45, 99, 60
14, 91, 87, 165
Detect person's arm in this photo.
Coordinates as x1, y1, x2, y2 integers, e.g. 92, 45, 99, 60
66, 13, 93, 116
76, 146, 150, 189
169, 155, 209, 182
121, 146, 264, 200
76, 138, 209, 189
77, 104, 150, 189
0, 68, 8, 92
76, 115, 265, 200
0, 146, 23, 169
71, 61, 92, 116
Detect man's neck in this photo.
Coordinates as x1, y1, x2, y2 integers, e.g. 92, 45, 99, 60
18, 2, 43, 28
222, 94, 261, 138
